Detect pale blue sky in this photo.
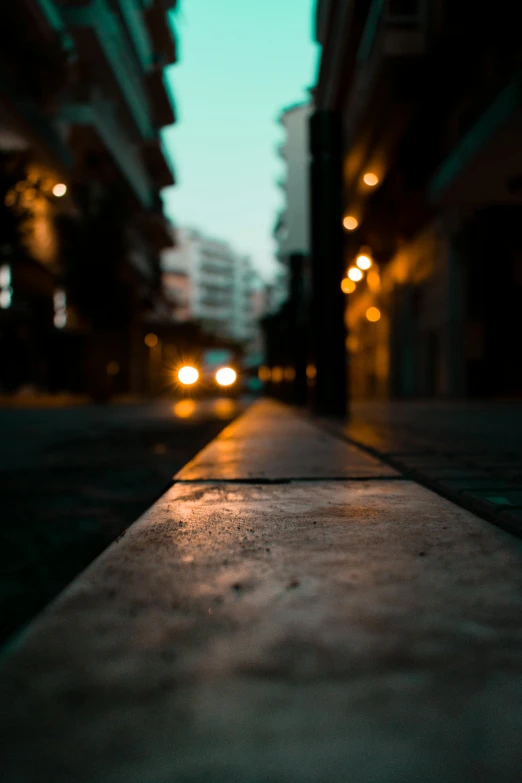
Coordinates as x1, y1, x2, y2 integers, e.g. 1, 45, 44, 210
161, 0, 319, 282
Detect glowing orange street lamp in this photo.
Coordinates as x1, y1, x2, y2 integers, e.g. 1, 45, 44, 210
343, 215, 358, 231
366, 306, 381, 322
356, 253, 372, 270
52, 183, 67, 197
341, 278, 356, 294
348, 267, 363, 282
363, 172, 379, 187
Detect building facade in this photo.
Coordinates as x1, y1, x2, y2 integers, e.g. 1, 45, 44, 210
0, 0, 178, 398
272, 100, 312, 310
162, 227, 259, 346
315, 0, 522, 400
261, 99, 313, 403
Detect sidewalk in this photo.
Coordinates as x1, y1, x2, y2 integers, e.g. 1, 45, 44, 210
1, 400, 522, 782
321, 400, 522, 538
0, 392, 146, 409
0, 391, 90, 408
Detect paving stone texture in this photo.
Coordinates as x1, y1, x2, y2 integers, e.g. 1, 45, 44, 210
178, 401, 398, 481
1, 400, 522, 782
321, 400, 522, 537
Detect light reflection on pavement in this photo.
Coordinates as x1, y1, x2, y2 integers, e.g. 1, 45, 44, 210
0, 397, 251, 647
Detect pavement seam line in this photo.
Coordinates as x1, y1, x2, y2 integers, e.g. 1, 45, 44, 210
173, 476, 408, 484
311, 414, 522, 541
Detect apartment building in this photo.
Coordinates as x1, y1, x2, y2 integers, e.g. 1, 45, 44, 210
0, 0, 178, 396
162, 227, 258, 345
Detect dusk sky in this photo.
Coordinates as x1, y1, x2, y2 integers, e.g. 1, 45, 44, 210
161, 0, 318, 282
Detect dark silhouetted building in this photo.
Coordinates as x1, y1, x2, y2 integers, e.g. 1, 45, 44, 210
0, 0, 178, 398
315, 0, 522, 399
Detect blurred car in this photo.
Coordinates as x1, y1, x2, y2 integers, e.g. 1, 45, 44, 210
175, 348, 241, 398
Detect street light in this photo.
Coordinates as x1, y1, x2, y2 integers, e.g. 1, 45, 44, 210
343, 215, 358, 231
144, 333, 158, 348
341, 278, 356, 294
356, 253, 372, 270
348, 267, 363, 282
52, 183, 67, 197
363, 172, 379, 187
366, 306, 381, 322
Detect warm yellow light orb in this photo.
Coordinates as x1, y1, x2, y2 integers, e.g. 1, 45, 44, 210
272, 366, 283, 383
366, 306, 381, 322
178, 365, 199, 385
363, 172, 379, 187
173, 400, 196, 418
144, 333, 158, 348
215, 367, 237, 387
341, 278, 356, 294
356, 254, 372, 270
343, 215, 358, 231
214, 398, 236, 419
52, 183, 67, 197
346, 335, 359, 353
348, 267, 363, 282
367, 270, 381, 291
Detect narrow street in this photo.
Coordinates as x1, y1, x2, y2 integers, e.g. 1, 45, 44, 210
0, 398, 248, 647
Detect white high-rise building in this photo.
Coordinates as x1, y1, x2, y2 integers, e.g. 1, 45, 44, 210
161, 227, 257, 344
272, 99, 312, 310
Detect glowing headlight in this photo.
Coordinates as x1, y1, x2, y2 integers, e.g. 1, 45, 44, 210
177, 365, 199, 386
215, 367, 237, 387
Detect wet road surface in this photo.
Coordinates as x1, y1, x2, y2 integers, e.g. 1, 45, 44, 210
0, 397, 249, 647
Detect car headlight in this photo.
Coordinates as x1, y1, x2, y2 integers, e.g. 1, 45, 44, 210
215, 367, 237, 387
177, 365, 199, 386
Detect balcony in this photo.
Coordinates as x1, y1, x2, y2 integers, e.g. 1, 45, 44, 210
114, 0, 155, 72
142, 138, 175, 188
344, 0, 426, 148
273, 210, 287, 237
147, 69, 176, 128
144, 0, 178, 67
136, 208, 174, 251
61, 90, 154, 207
59, 0, 155, 141
201, 266, 232, 280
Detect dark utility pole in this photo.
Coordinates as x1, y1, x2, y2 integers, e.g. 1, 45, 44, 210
309, 110, 347, 417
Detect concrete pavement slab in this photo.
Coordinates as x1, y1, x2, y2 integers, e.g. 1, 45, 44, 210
2, 479, 522, 782
319, 402, 522, 539
177, 400, 398, 480
2, 400, 522, 782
